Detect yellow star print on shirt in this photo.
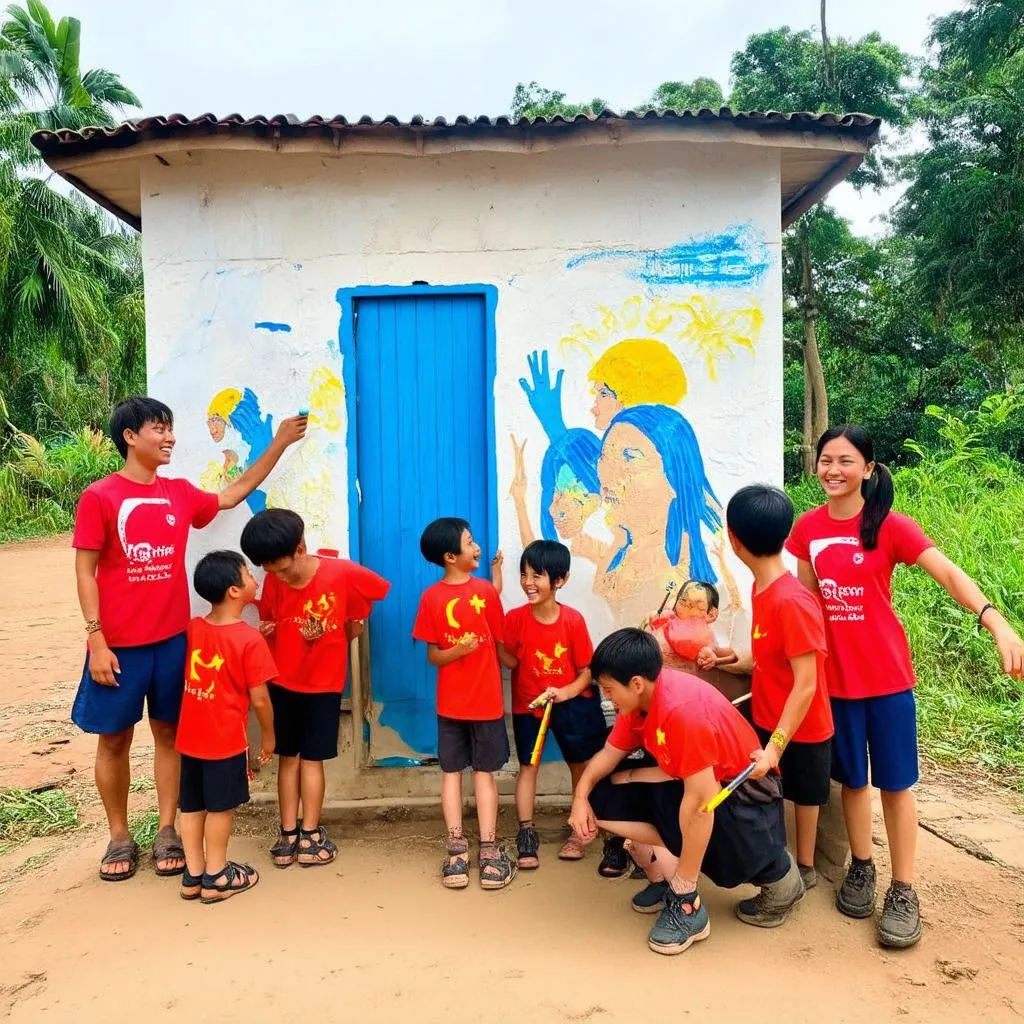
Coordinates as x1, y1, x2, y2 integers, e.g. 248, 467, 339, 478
656, 728, 667, 746
753, 624, 768, 640
553, 642, 567, 659
469, 594, 486, 614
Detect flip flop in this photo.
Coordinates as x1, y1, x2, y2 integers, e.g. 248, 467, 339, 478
152, 826, 186, 877
99, 838, 140, 882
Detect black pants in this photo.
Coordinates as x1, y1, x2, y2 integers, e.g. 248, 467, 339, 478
588, 775, 790, 889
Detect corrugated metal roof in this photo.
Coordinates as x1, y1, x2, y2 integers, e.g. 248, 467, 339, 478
31, 107, 881, 157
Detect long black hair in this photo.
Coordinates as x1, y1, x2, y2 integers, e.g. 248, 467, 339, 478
815, 424, 894, 551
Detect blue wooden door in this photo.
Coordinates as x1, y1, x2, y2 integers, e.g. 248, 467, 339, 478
353, 293, 491, 762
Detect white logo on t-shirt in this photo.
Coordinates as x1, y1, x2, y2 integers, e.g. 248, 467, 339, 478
116, 497, 176, 577
810, 536, 865, 623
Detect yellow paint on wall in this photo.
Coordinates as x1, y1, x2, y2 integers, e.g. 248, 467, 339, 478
307, 367, 344, 433
588, 338, 687, 407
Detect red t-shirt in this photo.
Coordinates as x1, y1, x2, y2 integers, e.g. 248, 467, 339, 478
608, 669, 756, 782
72, 473, 219, 647
750, 573, 833, 743
503, 603, 595, 715
412, 578, 505, 721
258, 558, 390, 694
175, 618, 277, 760
786, 505, 933, 700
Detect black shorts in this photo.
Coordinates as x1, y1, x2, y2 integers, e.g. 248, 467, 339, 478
179, 752, 250, 813
269, 684, 341, 761
754, 725, 832, 806
513, 695, 608, 766
589, 775, 790, 890
437, 716, 509, 773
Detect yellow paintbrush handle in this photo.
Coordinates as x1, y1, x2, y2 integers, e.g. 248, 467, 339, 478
530, 700, 553, 766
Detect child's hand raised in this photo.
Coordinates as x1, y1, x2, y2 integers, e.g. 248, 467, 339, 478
275, 413, 309, 448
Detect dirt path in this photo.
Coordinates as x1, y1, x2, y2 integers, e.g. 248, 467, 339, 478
1, 537, 1024, 1023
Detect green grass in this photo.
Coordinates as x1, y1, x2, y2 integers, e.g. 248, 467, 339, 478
788, 446, 1024, 789
128, 776, 155, 793
129, 811, 160, 849
0, 789, 78, 852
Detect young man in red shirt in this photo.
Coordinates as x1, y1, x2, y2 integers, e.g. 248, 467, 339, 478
500, 540, 607, 868
72, 396, 306, 883
712, 484, 833, 889
241, 508, 390, 868
176, 551, 276, 903
414, 517, 515, 891
569, 628, 804, 956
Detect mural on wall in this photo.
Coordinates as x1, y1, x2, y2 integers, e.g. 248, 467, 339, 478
199, 363, 345, 538
513, 281, 764, 629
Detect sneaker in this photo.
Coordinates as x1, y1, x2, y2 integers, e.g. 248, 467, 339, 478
735, 853, 806, 928
878, 883, 922, 949
558, 834, 586, 861
598, 836, 629, 879
632, 880, 670, 914
516, 824, 540, 870
647, 889, 711, 955
799, 864, 818, 890
836, 859, 877, 919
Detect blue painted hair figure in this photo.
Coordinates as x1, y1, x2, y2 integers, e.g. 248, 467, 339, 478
539, 428, 601, 541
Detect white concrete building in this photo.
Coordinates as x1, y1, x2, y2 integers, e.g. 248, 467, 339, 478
35, 109, 876, 801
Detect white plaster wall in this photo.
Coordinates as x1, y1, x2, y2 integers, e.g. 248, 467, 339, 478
141, 140, 783, 633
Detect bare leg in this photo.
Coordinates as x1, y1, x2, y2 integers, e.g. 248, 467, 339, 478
841, 784, 874, 861
180, 810, 206, 878
95, 728, 133, 875
626, 840, 662, 880
515, 763, 539, 824
794, 804, 820, 868
299, 760, 326, 831
441, 771, 464, 867
880, 789, 917, 884
150, 719, 184, 873
473, 770, 499, 843
278, 755, 301, 830
203, 810, 234, 876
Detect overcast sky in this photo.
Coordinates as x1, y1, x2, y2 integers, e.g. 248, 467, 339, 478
67, 0, 964, 236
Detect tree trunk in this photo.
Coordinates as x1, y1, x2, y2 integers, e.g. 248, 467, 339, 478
800, 221, 829, 475
820, 0, 836, 103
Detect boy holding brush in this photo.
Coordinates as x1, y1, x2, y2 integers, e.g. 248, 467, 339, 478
569, 628, 804, 956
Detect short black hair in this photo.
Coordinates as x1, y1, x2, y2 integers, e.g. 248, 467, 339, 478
726, 484, 794, 557
590, 628, 662, 685
109, 396, 174, 459
240, 508, 305, 565
193, 550, 246, 605
520, 539, 570, 583
676, 579, 720, 612
420, 517, 470, 568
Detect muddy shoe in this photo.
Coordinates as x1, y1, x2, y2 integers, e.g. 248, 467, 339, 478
516, 824, 540, 870
799, 864, 818, 890
735, 854, 805, 928
878, 882, 922, 949
647, 889, 711, 955
598, 836, 629, 879
632, 881, 670, 915
836, 858, 877, 919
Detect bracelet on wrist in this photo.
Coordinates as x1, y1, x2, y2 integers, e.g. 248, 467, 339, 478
978, 603, 995, 632
769, 728, 787, 751
84, 619, 101, 635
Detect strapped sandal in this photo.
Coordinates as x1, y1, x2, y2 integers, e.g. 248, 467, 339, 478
180, 867, 203, 901
99, 838, 139, 882
516, 824, 540, 870
152, 826, 186, 877
479, 841, 517, 890
200, 861, 260, 904
271, 826, 300, 868
442, 837, 470, 890
598, 836, 631, 879
297, 825, 337, 867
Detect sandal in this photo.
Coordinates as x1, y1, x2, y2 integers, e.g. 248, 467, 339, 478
479, 841, 517, 890
297, 825, 337, 867
516, 824, 540, 870
180, 867, 203, 901
271, 826, 300, 868
442, 837, 470, 889
153, 826, 186, 877
99, 838, 139, 882
598, 836, 630, 879
200, 861, 260, 903
558, 833, 586, 861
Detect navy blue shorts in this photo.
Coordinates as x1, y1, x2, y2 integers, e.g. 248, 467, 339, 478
179, 752, 250, 814
830, 690, 918, 792
71, 633, 187, 735
513, 694, 609, 766
269, 684, 342, 762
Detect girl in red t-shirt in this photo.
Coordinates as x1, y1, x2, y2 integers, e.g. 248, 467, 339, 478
787, 424, 1023, 950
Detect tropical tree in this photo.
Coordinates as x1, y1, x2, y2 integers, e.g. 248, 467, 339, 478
510, 81, 606, 119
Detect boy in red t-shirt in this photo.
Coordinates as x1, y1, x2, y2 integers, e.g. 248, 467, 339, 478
240, 509, 390, 868
716, 484, 833, 890
500, 540, 607, 869
413, 517, 515, 891
72, 395, 305, 884
176, 551, 277, 903
570, 629, 804, 956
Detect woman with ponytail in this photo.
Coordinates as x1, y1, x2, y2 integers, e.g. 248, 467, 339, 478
787, 424, 1023, 950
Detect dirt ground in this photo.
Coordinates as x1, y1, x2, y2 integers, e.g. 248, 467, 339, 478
2, 537, 1024, 1023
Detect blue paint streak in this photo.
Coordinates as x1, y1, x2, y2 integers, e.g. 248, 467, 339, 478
565, 224, 772, 288
254, 321, 292, 333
